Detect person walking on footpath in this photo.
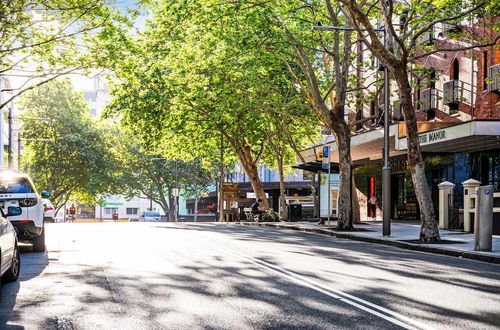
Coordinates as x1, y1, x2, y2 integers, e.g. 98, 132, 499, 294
368, 195, 377, 220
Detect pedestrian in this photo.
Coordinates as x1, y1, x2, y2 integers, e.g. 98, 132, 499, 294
368, 195, 377, 219
251, 199, 263, 221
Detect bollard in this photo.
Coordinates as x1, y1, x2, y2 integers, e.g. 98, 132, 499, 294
473, 185, 493, 251
438, 181, 455, 229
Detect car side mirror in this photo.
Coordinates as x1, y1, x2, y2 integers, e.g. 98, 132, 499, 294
6, 206, 22, 217
41, 191, 50, 198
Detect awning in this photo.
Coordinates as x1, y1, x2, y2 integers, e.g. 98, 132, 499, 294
296, 120, 500, 171
396, 120, 500, 152
293, 161, 339, 173
101, 202, 123, 206
299, 124, 405, 165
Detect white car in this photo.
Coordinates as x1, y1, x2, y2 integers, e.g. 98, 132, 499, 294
0, 171, 48, 252
0, 205, 21, 288
42, 198, 55, 223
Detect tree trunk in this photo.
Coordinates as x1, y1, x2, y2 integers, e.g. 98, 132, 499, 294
277, 154, 287, 221
168, 195, 176, 222
352, 174, 361, 224
237, 144, 269, 209
394, 65, 440, 242
331, 113, 353, 230
194, 193, 199, 222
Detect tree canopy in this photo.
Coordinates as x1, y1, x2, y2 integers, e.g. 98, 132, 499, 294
18, 79, 118, 210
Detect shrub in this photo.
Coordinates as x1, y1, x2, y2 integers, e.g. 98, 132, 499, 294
261, 210, 279, 222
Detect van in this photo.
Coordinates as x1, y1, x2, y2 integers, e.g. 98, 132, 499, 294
141, 211, 161, 222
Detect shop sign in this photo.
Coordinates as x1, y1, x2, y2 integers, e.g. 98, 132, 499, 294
418, 130, 446, 144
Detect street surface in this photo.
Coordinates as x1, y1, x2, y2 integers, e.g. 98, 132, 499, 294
0, 223, 499, 329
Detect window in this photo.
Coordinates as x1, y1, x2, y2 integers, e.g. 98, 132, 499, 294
416, 78, 421, 110
0, 177, 34, 193
126, 208, 138, 215
104, 207, 118, 215
452, 59, 459, 80
355, 109, 363, 131
370, 101, 376, 125
483, 51, 488, 90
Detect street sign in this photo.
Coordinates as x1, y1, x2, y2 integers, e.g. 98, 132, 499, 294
320, 126, 331, 135
322, 146, 330, 170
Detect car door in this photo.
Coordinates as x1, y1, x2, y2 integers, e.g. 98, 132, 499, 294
0, 212, 11, 275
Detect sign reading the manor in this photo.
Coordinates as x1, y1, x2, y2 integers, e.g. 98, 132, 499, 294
419, 130, 447, 144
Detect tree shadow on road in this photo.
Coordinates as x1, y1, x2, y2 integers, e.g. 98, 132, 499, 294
0, 245, 49, 329
152, 223, 500, 329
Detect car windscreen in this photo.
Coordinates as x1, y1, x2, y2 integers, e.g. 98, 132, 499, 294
144, 212, 160, 217
0, 177, 34, 193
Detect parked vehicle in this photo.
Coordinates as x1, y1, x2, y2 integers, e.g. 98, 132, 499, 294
42, 198, 55, 223
141, 211, 161, 222
0, 171, 48, 252
0, 206, 22, 288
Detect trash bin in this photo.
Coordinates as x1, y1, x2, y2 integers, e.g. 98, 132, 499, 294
112, 213, 119, 221
289, 203, 302, 222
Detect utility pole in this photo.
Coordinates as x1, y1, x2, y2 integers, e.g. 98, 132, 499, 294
174, 159, 178, 222
218, 131, 225, 222
8, 105, 13, 168
17, 133, 20, 171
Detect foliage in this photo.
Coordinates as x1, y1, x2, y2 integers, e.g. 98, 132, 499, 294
97, 0, 319, 209
115, 133, 217, 218
18, 79, 118, 209
261, 210, 280, 222
182, 158, 217, 201
0, 0, 134, 109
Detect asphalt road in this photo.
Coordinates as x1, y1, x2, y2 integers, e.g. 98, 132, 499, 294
0, 223, 499, 330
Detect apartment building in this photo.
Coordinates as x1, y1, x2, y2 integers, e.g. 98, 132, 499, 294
298, 20, 500, 225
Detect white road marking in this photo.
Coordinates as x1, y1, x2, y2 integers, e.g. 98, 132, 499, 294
205, 241, 436, 330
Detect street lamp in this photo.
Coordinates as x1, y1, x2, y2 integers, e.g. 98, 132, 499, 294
313, 25, 391, 236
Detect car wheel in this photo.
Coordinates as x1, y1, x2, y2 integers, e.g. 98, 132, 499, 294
2, 243, 20, 283
32, 228, 45, 253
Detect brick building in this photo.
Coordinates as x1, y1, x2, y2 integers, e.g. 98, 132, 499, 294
297, 20, 500, 226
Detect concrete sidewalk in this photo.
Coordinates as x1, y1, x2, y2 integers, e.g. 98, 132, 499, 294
237, 220, 500, 264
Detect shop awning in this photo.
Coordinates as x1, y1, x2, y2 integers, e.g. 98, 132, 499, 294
292, 161, 339, 173
396, 120, 500, 152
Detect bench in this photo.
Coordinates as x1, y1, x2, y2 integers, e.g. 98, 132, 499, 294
243, 208, 259, 222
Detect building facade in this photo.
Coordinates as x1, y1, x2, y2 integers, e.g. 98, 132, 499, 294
298, 21, 500, 227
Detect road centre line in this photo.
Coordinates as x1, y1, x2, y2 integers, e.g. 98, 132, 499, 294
204, 241, 436, 330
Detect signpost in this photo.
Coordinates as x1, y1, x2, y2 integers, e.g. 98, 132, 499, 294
322, 146, 332, 227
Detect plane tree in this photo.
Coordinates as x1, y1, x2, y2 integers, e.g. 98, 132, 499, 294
99, 0, 319, 211
18, 79, 118, 214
